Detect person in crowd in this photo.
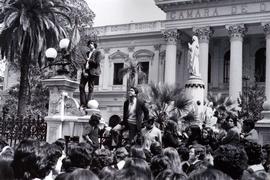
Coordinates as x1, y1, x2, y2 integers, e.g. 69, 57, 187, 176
163, 120, 181, 148
163, 147, 183, 174
113, 158, 153, 180
141, 117, 162, 150
241, 119, 259, 143
188, 167, 233, 180
200, 127, 218, 151
262, 144, 270, 172
214, 144, 248, 179
112, 147, 129, 170
155, 169, 187, 180
79, 39, 102, 108
177, 144, 190, 174
91, 148, 113, 175
150, 154, 172, 178
186, 144, 208, 176
68, 144, 92, 170
242, 141, 270, 180
98, 166, 117, 180
67, 168, 99, 180
150, 141, 162, 156
82, 113, 101, 149
221, 113, 240, 145
103, 115, 122, 150
130, 144, 146, 160
185, 124, 201, 147
114, 87, 149, 143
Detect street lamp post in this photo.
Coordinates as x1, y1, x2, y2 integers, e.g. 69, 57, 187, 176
45, 38, 71, 76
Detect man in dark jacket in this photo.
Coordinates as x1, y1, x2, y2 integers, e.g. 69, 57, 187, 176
115, 87, 149, 143
79, 40, 102, 108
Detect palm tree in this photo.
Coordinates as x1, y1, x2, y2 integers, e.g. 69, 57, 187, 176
0, 0, 71, 116
207, 92, 239, 115
141, 82, 191, 129
119, 58, 146, 94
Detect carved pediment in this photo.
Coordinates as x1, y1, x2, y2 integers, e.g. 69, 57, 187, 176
109, 50, 128, 60
133, 49, 154, 59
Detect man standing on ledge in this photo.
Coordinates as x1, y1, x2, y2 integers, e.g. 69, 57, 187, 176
79, 40, 101, 108
114, 87, 149, 143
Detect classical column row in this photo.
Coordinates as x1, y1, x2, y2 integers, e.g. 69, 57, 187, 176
162, 25, 246, 101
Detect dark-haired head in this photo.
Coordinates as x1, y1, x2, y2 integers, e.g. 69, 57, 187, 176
150, 155, 172, 177
89, 113, 101, 127
129, 86, 139, 95
68, 168, 99, 180
155, 169, 187, 180
214, 144, 248, 179
244, 141, 263, 165
98, 166, 117, 180
122, 158, 153, 180
87, 40, 97, 49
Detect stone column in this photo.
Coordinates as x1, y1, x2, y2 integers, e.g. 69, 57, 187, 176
102, 48, 110, 90
263, 23, 270, 110
226, 24, 246, 101
152, 44, 161, 83
193, 27, 213, 95
163, 29, 180, 85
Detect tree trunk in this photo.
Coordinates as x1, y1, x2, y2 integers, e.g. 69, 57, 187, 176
17, 43, 30, 116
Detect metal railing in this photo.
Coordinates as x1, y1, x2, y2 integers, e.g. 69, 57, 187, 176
0, 115, 47, 147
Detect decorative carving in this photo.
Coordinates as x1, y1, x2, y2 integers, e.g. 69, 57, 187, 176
154, 44, 161, 51
128, 46, 135, 52
108, 50, 129, 60
64, 97, 82, 116
163, 29, 181, 45
185, 83, 205, 89
133, 49, 155, 59
49, 88, 61, 115
104, 47, 110, 54
193, 27, 214, 43
262, 22, 270, 39
226, 24, 247, 40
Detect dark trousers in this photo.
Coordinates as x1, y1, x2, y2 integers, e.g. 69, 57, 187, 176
128, 123, 139, 143
79, 73, 97, 107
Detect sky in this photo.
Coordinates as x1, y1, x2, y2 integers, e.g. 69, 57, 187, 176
86, 0, 166, 27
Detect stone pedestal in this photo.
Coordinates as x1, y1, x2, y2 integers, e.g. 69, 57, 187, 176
255, 111, 270, 145
185, 75, 205, 104
42, 75, 80, 143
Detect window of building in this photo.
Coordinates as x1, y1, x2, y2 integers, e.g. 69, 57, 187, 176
138, 61, 149, 84
224, 51, 230, 83
113, 63, 124, 85
255, 48, 266, 82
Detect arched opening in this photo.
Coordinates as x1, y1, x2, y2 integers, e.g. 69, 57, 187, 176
224, 51, 230, 83
255, 48, 266, 82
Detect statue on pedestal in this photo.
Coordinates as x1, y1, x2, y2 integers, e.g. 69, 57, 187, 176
188, 36, 200, 77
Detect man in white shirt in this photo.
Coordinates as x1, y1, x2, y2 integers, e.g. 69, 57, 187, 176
141, 117, 162, 150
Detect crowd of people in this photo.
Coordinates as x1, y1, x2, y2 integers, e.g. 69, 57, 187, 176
0, 88, 270, 180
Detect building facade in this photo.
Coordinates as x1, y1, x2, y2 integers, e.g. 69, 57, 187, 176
2, 0, 270, 122
89, 0, 270, 120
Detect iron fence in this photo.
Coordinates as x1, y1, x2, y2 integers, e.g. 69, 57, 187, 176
0, 115, 47, 147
